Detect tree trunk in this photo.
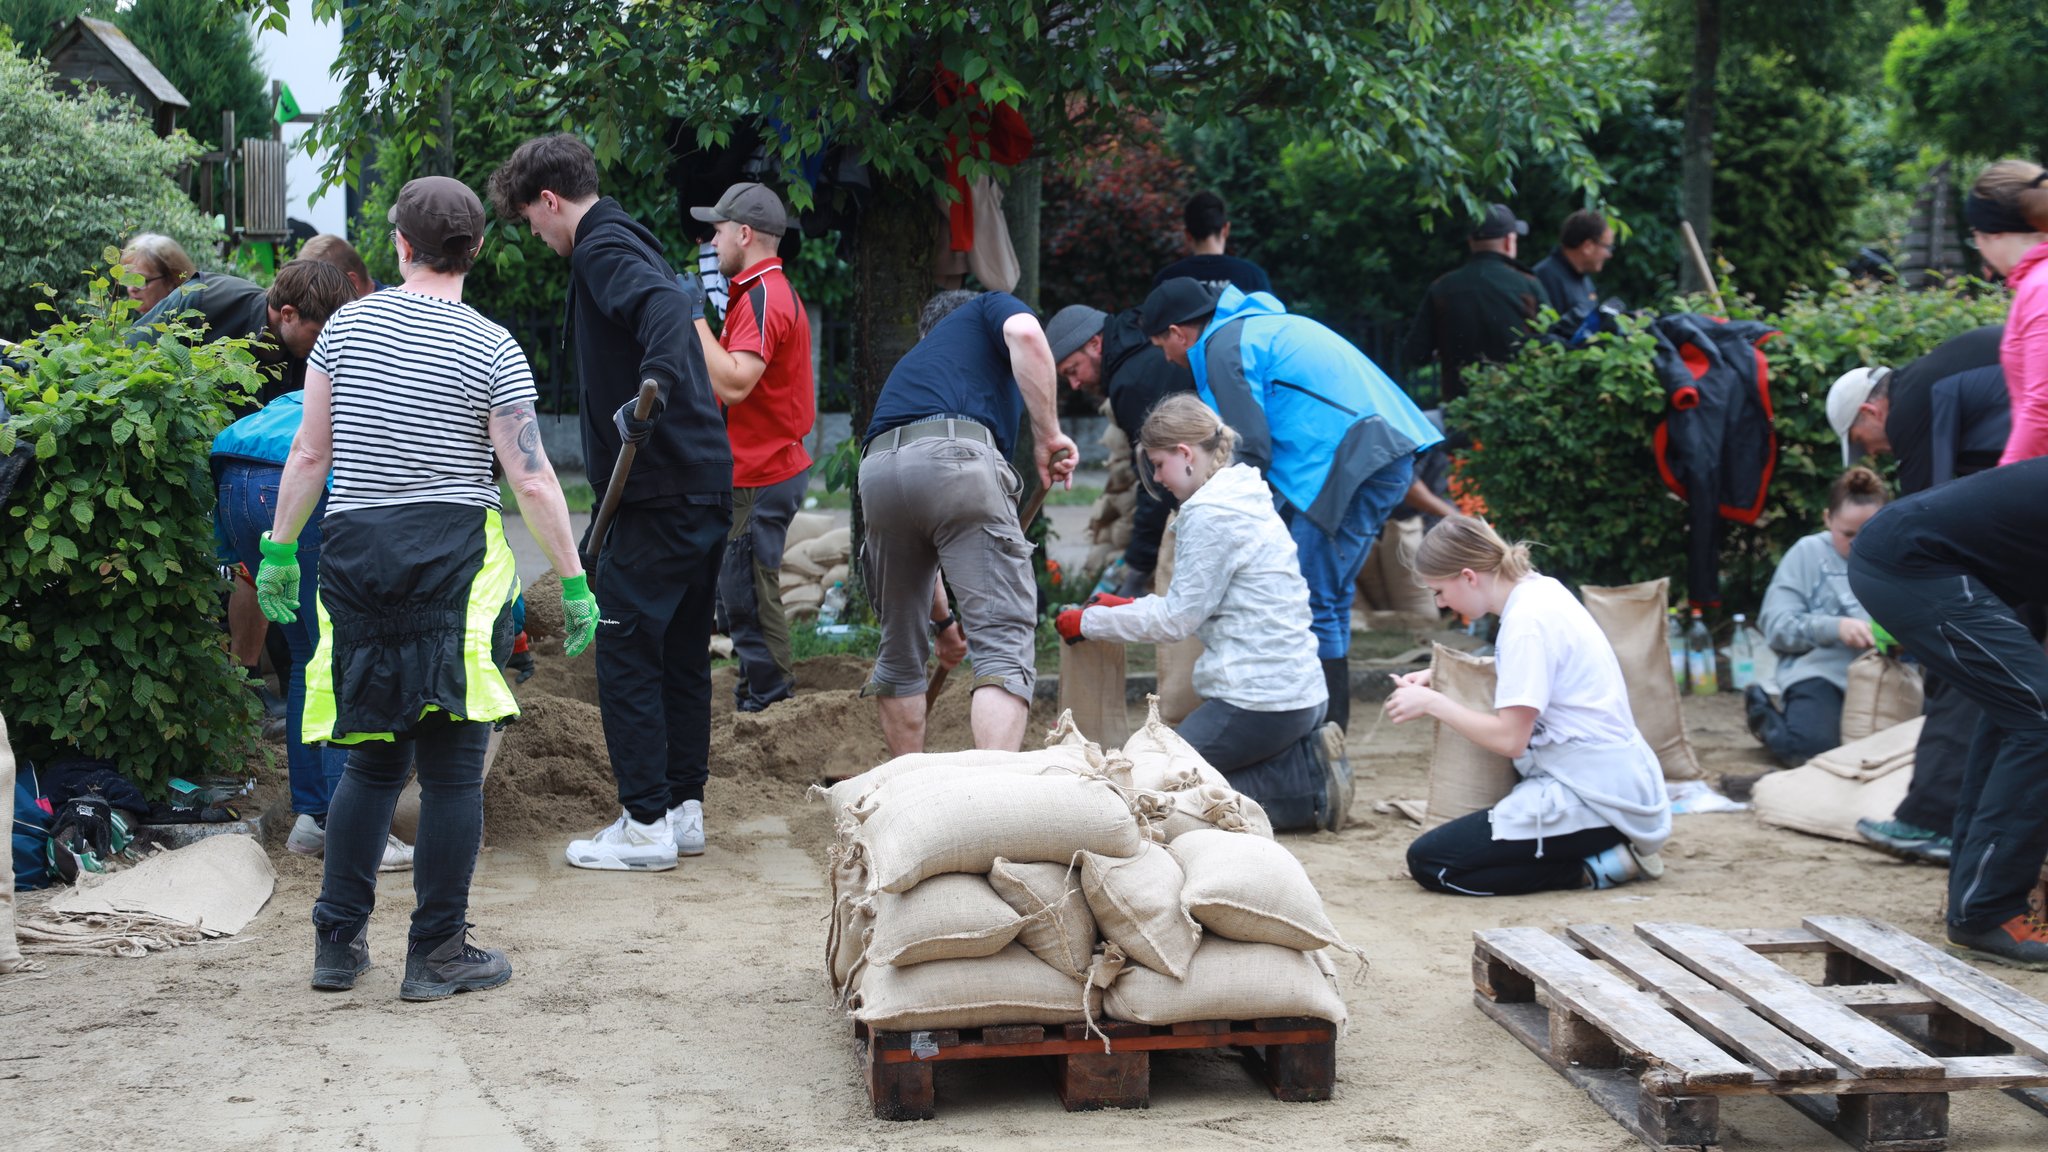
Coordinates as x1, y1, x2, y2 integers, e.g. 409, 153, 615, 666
1002, 159, 1043, 309
1679, 0, 1721, 294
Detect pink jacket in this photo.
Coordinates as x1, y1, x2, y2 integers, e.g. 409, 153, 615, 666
2001, 240, 2048, 464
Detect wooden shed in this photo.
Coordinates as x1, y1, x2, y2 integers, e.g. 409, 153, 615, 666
44, 16, 190, 137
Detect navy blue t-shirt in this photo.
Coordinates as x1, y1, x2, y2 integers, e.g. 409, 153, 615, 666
1152, 253, 1271, 295
865, 292, 1033, 456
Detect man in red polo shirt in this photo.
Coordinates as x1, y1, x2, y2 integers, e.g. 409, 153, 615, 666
692, 182, 815, 711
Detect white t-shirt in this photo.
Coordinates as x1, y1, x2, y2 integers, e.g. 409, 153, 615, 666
1493, 575, 1639, 747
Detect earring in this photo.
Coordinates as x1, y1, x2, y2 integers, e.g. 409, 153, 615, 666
1183, 464, 1193, 478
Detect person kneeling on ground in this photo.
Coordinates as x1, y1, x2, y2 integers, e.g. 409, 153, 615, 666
1389, 516, 1671, 895
1055, 396, 1347, 832
1741, 467, 1888, 775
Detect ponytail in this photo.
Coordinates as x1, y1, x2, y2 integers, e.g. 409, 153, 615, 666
1137, 394, 1238, 480
1414, 514, 1535, 583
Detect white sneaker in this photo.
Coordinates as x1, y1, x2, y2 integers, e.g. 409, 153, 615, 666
1584, 843, 1665, 889
566, 811, 678, 872
667, 799, 705, 857
287, 814, 326, 857
379, 835, 415, 873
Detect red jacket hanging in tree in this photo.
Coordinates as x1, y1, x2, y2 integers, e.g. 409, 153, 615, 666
932, 66, 1033, 251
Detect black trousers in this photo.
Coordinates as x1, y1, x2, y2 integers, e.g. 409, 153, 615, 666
1893, 668, 1982, 832
1750, 678, 1845, 766
1850, 559, 2048, 934
1407, 808, 1627, 896
1177, 699, 1326, 832
594, 500, 730, 823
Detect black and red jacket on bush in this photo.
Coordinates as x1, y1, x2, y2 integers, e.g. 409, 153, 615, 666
1649, 313, 1779, 608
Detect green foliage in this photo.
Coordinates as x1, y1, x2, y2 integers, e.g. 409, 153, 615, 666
0, 28, 217, 338
1041, 117, 1195, 314
1453, 278, 2009, 611
1886, 1, 2048, 160
0, 258, 263, 794
0, 0, 96, 54
116, 0, 272, 153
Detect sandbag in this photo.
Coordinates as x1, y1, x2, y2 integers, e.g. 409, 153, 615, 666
782, 543, 828, 579
821, 744, 1107, 825
778, 569, 810, 591
861, 773, 1143, 893
392, 722, 504, 844
782, 584, 825, 613
1155, 513, 1204, 724
1840, 651, 1925, 745
853, 943, 1089, 1031
1080, 841, 1200, 979
0, 710, 20, 973
1174, 828, 1346, 951
1804, 716, 1923, 783
1423, 644, 1519, 828
785, 510, 834, 550
1103, 938, 1347, 1027
989, 858, 1097, 980
865, 873, 1025, 967
1581, 579, 1703, 781
1122, 696, 1230, 793
1059, 641, 1131, 750
821, 563, 849, 589
1356, 517, 1437, 616
1159, 784, 1275, 841
1753, 759, 1915, 843
828, 838, 873, 999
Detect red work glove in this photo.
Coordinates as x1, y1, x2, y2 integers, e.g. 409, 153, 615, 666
1085, 593, 1133, 609
1055, 607, 1086, 645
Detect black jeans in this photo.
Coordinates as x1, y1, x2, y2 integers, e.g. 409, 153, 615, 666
311, 710, 491, 947
1750, 678, 1844, 766
1894, 668, 1982, 832
719, 469, 809, 703
1849, 559, 2048, 934
1407, 808, 1627, 896
1177, 699, 1326, 831
595, 500, 730, 823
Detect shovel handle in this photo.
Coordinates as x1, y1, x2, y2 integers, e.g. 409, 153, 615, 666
582, 378, 662, 572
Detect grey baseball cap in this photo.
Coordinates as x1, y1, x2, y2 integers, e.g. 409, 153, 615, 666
1044, 305, 1108, 362
690, 182, 790, 237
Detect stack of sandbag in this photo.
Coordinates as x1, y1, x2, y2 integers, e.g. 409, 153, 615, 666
824, 700, 1350, 1039
1752, 716, 1923, 841
778, 512, 850, 621
1084, 408, 1140, 574
1840, 650, 1924, 744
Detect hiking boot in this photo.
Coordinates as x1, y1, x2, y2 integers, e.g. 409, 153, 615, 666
667, 798, 705, 857
565, 810, 677, 871
1945, 913, 2048, 971
1857, 818, 1953, 865
736, 678, 796, 713
1584, 843, 1667, 890
1312, 722, 1352, 833
311, 924, 371, 991
400, 931, 512, 1001
379, 835, 415, 873
287, 813, 326, 858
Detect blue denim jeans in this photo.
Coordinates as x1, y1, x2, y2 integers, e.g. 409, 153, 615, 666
216, 460, 349, 816
1283, 455, 1416, 660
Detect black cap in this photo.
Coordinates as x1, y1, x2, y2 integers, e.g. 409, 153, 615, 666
1140, 277, 1227, 337
1471, 203, 1529, 241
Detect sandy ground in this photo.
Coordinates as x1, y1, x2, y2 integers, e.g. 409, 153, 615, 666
8, 647, 2048, 1152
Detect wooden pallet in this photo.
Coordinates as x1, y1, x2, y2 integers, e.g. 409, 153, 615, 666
854, 1016, 1337, 1119
1472, 917, 2048, 1152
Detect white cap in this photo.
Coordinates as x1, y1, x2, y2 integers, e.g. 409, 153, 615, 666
1826, 367, 1890, 467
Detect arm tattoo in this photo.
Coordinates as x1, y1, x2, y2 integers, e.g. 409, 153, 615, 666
494, 402, 546, 474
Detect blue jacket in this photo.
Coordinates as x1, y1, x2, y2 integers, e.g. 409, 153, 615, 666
211, 390, 305, 470
1188, 287, 1442, 534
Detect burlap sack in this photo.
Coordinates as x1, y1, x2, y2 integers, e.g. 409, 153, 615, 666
1080, 841, 1201, 979
1155, 513, 1204, 724
1173, 828, 1346, 951
827, 838, 872, 998
1753, 760, 1915, 843
989, 858, 1097, 980
1059, 640, 1131, 750
1580, 579, 1703, 781
1840, 651, 1926, 744
1123, 696, 1230, 793
392, 723, 504, 844
1357, 517, 1437, 616
782, 541, 828, 578
821, 744, 1106, 825
821, 563, 849, 589
854, 943, 1089, 1031
861, 773, 1143, 893
782, 583, 825, 613
778, 569, 809, 591
1424, 644, 1519, 828
1103, 937, 1347, 1027
865, 873, 1025, 967
1, 710, 22, 973
1805, 716, 1922, 782
1159, 784, 1275, 841
786, 510, 834, 550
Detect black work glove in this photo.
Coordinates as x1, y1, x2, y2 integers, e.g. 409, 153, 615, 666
673, 273, 707, 322
613, 394, 666, 447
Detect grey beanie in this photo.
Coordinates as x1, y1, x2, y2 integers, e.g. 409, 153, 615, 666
1044, 305, 1108, 362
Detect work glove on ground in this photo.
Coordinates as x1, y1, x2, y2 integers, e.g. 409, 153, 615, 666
673, 273, 707, 321
560, 573, 599, 658
1055, 606, 1086, 645
613, 394, 666, 447
255, 533, 301, 623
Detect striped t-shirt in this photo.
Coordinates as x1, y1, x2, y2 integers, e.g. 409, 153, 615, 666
309, 289, 537, 513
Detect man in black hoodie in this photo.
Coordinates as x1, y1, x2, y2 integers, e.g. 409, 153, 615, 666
1044, 304, 1195, 593
490, 134, 733, 873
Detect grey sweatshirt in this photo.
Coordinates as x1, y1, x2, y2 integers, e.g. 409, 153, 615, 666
1759, 531, 1870, 691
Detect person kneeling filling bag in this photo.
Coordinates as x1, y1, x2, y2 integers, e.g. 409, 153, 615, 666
1056, 395, 1346, 831
1387, 515, 1671, 894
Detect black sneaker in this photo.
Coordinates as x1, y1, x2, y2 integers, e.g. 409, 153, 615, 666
311, 924, 371, 991
401, 931, 512, 1001
1313, 722, 1352, 833
1742, 684, 1772, 742
1856, 817, 1953, 865
1946, 913, 2048, 971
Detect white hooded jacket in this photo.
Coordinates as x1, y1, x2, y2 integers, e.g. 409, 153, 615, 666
1080, 463, 1327, 711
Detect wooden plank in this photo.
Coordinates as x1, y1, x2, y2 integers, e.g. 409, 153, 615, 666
1804, 916, 2048, 1063
1820, 984, 1942, 1016
1572, 923, 1837, 1083
870, 1025, 1334, 1063
1475, 995, 1719, 1151
1637, 923, 1944, 1079
862, 1037, 934, 1120
1057, 1047, 1149, 1110
1475, 927, 1754, 1088
1725, 926, 1830, 953
980, 1024, 1044, 1045
1248, 1037, 1337, 1102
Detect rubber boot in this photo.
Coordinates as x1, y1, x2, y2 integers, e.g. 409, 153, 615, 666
1321, 658, 1351, 733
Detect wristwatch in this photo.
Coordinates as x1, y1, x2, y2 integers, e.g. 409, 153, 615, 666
931, 613, 959, 636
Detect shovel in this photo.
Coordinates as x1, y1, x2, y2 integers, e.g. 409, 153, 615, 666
925, 446, 1072, 708
580, 378, 662, 575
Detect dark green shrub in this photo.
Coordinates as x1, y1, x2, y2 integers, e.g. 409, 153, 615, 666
0, 259, 262, 792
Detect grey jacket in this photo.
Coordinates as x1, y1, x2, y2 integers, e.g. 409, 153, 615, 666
1759, 531, 1869, 691
1081, 463, 1327, 711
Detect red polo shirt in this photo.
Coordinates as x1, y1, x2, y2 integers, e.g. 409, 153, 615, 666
721, 258, 815, 488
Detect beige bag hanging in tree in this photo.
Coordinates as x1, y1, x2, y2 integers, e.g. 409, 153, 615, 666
1058, 639, 1131, 749
1423, 643, 1519, 829
1840, 650, 1925, 744
1580, 578, 1703, 782
1154, 512, 1204, 724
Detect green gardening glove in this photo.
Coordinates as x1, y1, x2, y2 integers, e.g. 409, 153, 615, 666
561, 573, 598, 658
255, 533, 301, 623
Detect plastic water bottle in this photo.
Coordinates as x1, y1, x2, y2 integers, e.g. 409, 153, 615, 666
1728, 613, 1758, 690
1686, 608, 1718, 695
818, 583, 846, 627
1667, 608, 1687, 689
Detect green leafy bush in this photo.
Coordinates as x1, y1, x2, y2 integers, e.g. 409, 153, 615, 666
0, 259, 261, 793
1453, 278, 2008, 612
